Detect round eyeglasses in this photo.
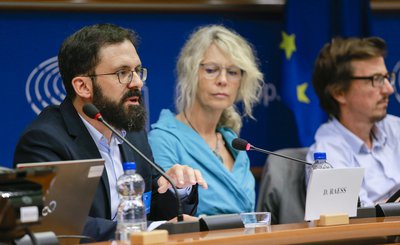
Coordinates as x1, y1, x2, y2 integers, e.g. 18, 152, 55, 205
200, 63, 243, 82
86, 67, 147, 84
349, 72, 396, 88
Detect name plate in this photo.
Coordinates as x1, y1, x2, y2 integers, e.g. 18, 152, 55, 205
305, 167, 364, 221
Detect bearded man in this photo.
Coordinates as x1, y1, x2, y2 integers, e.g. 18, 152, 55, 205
14, 23, 207, 242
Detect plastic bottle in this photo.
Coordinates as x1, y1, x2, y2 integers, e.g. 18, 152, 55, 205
312, 152, 333, 170
115, 162, 147, 243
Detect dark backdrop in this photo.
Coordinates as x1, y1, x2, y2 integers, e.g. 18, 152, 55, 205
1, 7, 400, 175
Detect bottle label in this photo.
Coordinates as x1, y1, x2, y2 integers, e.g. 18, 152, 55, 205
143, 191, 151, 214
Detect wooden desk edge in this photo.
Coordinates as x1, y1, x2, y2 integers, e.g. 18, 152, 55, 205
92, 217, 400, 245
166, 217, 400, 244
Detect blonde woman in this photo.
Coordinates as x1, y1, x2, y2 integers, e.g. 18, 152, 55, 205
149, 25, 263, 216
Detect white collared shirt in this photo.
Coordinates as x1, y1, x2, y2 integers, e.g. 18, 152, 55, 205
80, 116, 125, 220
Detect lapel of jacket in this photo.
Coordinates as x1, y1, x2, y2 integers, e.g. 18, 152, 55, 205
59, 99, 111, 208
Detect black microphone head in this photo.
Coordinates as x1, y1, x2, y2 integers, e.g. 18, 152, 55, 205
232, 138, 251, 151
83, 103, 102, 121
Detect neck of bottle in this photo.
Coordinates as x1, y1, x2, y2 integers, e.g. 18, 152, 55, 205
312, 159, 333, 169
125, 169, 136, 174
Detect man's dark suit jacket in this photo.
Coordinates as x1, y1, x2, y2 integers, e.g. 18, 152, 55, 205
13, 98, 198, 241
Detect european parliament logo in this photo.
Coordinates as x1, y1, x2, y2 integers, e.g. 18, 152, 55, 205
261, 82, 279, 107
25, 56, 150, 131
26, 56, 65, 115
392, 60, 400, 104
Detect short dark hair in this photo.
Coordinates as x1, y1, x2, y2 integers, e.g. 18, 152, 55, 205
58, 23, 138, 100
312, 37, 387, 119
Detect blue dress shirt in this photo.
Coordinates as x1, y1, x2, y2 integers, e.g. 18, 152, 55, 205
307, 115, 400, 207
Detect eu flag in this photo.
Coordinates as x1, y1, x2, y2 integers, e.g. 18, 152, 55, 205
280, 0, 370, 146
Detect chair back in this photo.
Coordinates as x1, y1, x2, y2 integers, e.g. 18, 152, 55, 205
256, 147, 308, 224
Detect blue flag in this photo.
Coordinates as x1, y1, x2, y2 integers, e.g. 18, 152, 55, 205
280, 0, 371, 146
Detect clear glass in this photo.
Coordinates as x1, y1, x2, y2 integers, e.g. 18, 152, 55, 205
240, 212, 271, 228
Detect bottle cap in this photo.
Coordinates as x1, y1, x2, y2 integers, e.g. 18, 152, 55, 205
313, 152, 327, 160
122, 161, 136, 171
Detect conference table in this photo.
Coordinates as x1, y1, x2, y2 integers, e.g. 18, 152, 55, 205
96, 216, 400, 244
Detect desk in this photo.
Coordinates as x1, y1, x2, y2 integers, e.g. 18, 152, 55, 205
164, 217, 400, 244
95, 217, 400, 244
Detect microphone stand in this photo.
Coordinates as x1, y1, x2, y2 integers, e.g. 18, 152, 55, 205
96, 117, 199, 234
99, 118, 184, 221
249, 145, 312, 165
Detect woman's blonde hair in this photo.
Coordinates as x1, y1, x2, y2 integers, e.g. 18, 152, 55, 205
175, 25, 264, 134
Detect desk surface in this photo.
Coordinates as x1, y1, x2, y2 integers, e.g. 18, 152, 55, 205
164, 217, 400, 244
95, 217, 400, 245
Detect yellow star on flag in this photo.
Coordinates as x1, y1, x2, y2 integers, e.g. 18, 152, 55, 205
297, 82, 310, 104
280, 31, 296, 60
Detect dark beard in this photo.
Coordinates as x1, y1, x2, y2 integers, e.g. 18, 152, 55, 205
92, 83, 146, 132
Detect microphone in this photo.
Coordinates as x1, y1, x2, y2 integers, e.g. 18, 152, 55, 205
232, 138, 312, 165
83, 103, 199, 233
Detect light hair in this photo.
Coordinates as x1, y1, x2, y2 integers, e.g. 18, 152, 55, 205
175, 25, 264, 133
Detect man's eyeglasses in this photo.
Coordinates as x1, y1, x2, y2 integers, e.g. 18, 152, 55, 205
86, 67, 147, 84
349, 72, 396, 88
200, 63, 243, 82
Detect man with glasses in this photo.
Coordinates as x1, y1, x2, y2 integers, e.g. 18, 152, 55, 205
13, 23, 207, 241
306, 37, 400, 207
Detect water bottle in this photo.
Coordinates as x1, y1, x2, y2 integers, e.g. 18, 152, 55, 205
312, 152, 333, 170
115, 162, 147, 243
